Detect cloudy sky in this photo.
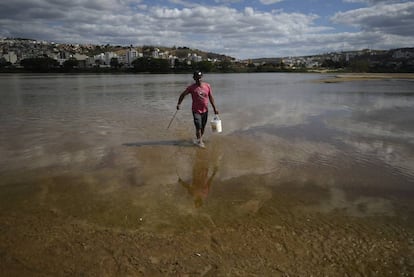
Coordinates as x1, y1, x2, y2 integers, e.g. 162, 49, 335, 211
1, 0, 413, 59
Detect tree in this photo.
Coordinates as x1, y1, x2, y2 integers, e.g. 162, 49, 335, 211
194, 61, 214, 73
110, 57, 120, 68
173, 58, 191, 72
0, 57, 11, 68
63, 57, 78, 71
175, 48, 191, 59
349, 59, 369, 72
132, 57, 170, 73
94, 59, 102, 67
20, 57, 59, 72
217, 59, 232, 72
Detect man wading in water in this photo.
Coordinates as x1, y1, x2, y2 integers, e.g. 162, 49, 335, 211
177, 71, 219, 148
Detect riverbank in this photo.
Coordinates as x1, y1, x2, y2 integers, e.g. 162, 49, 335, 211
317, 73, 414, 83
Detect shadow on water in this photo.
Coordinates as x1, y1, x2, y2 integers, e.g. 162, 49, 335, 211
122, 139, 194, 147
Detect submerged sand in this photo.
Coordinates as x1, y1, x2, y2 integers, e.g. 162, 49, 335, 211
1, 135, 413, 276
1, 197, 412, 276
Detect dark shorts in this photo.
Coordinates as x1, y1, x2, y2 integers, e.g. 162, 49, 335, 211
193, 111, 208, 130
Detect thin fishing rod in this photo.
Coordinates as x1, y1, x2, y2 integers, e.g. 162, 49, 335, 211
167, 110, 178, 129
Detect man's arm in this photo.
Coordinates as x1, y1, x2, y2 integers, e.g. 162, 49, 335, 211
208, 93, 219, 114
177, 89, 189, 110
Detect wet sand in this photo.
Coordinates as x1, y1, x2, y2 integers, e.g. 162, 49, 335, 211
1, 194, 412, 276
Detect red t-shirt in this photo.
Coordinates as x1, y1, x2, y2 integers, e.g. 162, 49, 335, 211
186, 82, 212, 114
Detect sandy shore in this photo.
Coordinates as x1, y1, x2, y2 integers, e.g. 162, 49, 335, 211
317, 73, 414, 83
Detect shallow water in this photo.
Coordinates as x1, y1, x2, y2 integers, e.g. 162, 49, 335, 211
1, 73, 413, 275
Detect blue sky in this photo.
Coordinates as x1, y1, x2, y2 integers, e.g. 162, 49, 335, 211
1, 0, 413, 59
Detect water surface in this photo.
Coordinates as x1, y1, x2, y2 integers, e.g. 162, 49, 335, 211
0, 73, 413, 276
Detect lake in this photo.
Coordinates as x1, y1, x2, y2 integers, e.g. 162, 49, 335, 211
1, 73, 413, 276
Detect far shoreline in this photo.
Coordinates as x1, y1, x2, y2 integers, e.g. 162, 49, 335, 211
316, 72, 414, 83
1, 70, 414, 80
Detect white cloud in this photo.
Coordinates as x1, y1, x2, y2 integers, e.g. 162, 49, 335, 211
0, 0, 414, 58
332, 2, 414, 36
343, 0, 401, 4
168, 0, 200, 8
214, 0, 243, 3
260, 0, 284, 4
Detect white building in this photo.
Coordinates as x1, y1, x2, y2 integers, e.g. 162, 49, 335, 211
189, 53, 202, 63
393, 49, 414, 59
92, 52, 115, 65
152, 48, 160, 58
2, 51, 17, 64
94, 53, 106, 64
127, 48, 140, 65
104, 52, 117, 65
73, 53, 89, 68
168, 55, 177, 68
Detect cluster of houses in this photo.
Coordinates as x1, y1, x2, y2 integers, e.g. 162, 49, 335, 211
247, 48, 414, 71
1, 38, 414, 71
78, 48, 207, 68
0, 38, 211, 69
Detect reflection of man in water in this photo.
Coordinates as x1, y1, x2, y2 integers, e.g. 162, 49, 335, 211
178, 150, 218, 208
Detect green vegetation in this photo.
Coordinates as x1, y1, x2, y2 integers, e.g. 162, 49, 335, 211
132, 57, 170, 73
19, 57, 59, 72
3, 55, 413, 74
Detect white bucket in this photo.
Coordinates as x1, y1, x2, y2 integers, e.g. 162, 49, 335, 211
210, 115, 222, 133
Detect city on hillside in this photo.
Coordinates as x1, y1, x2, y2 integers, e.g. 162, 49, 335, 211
1, 38, 414, 73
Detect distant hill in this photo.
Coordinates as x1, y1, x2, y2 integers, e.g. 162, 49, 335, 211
0, 37, 236, 61
2, 38, 413, 73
